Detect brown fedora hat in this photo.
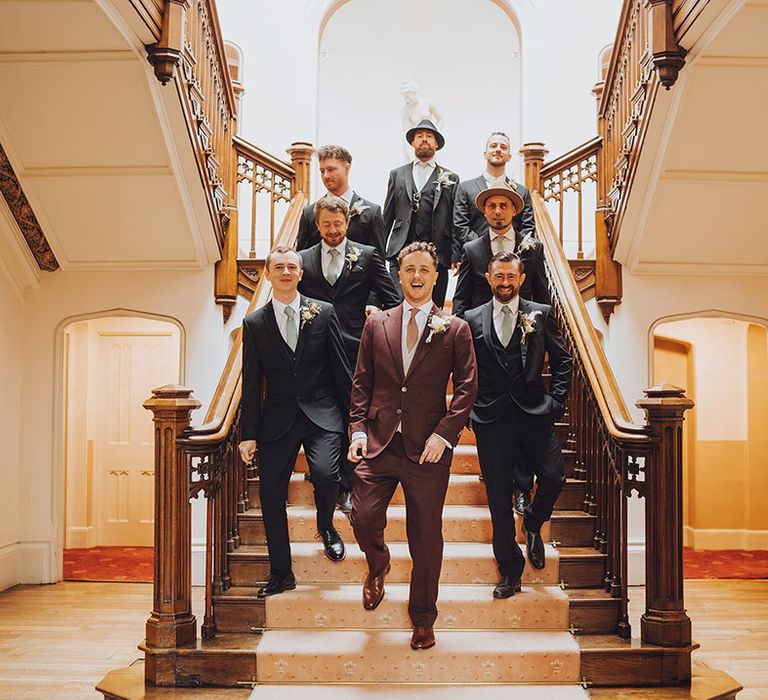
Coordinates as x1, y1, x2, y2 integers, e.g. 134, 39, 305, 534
475, 184, 524, 213
405, 118, 445, 150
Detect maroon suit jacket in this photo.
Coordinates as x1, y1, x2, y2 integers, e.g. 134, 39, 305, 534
349, 304, 478, 466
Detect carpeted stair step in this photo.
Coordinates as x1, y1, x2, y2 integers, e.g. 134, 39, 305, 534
227, 541, 560, 587
249, 685, 588, 699
264, 582, 569, 631
256, 629, 580, 683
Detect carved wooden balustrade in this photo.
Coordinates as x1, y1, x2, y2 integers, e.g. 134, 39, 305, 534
532, 189, 695, 664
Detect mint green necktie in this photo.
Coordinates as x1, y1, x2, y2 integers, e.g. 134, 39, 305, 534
284, 306, 297, 351
327, 248, 341, 284
500, 305, 514, 347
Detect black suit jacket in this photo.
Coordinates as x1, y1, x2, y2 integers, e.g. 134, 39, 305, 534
298, 241, 400, 363
453, 175, 536, 260
382, 162, 458, 268
241, 296, 352, 442
452, 233, 549, 318
296, 193, 386, 254
465, 298, 571, 423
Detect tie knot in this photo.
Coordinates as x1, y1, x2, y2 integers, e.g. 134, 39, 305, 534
501, 305, 513, 316
410, 307, 420, 320
329, 248, 340, 258
284, 306, 295, 319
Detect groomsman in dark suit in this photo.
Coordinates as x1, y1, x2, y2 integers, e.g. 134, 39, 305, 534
298, 195, 400, 513
383, 119, 458, 307
296, 145, 386, 255
349, 242, 477, 650
238, 246, 352, 598
465, 251, 571, 598
452, 131, 536, 258
453, 184, 548, 318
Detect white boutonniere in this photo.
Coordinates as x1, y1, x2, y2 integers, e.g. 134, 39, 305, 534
425, 313, 451, 343
349, 201, 369, 218
517, 234, 537, 254
435, 169, 456, 190
299, 301, 321, 329
345, 245, 362, 269
518, 310, 541, 345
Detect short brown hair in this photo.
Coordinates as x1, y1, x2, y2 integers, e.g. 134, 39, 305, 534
487, 250, 523, 272
314, 194, 349, 222
316, 145, 352, 164
266, 245, 301, 270
398, 241, 438, 268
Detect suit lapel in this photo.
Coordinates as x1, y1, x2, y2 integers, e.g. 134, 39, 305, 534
473, 174, 485, 198
311, 245, 335, 297
294, 295, 315, 366
382, 306, 405, 380
264, 301, 295, 365
405, 303, 440, 380
334, 240, 352, 289
431, 165, 443, 211
481, 301, 506, 372
403, 165, 417, 203
518, 298, 532, 369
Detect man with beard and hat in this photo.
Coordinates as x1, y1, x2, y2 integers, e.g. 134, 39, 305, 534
465, 251, 571, 598
296, 145, 387, 256
452, 131, 536, 260
382, 119, 458, 307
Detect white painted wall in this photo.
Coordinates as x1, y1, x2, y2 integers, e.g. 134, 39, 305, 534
219, 0, 622, 199
0, 266, 23, 591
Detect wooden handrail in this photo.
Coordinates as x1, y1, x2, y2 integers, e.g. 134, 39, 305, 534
540, 136, 601, 183
184, 191, 307, 447
234, 135, 295, 183
532, 191, 646, 441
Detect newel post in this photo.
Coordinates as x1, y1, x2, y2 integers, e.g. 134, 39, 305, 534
287, 141, 315, 198
519, 142, 549, 194
146, 0, 190, 85
636, 384, 694, 647
143, 385, 201, 652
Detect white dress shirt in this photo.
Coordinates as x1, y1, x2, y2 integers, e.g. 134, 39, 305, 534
492, 295, 520, 343
483, 171, 508, 188
490, 226, 517, 255
271, 295, 301, 345
326, 188, 353, 204
412, 160, 436, 191
320, 238, 347, 280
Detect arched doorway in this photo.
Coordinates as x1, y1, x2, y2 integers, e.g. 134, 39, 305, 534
61, 312, 183, 580
652, 314, 768, 561
317, 0, 523, 205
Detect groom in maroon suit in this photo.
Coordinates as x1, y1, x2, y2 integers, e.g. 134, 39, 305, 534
348, 241, 477, 650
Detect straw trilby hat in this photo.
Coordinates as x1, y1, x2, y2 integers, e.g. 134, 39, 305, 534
475, 183, 524, 213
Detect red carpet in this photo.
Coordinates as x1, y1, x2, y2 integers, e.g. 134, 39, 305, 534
63, 546, 154, 582
684, 547, 768, 579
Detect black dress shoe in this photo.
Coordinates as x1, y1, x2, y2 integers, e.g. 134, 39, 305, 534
319, 528, 346, 561
257, 572, 296, 598
337, 490, 353, 515
526, 529, 546, 569
493, 575, 522, 599
514, 489, 531, 515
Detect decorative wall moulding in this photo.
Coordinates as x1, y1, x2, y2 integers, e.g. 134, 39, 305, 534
0, 142, 58, 272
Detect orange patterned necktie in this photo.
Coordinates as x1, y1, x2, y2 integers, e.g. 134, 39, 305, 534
406, 308, 419, 352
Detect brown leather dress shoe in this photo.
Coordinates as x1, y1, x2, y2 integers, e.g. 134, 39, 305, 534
410, 625, 436, 650
362, 564, 390, 610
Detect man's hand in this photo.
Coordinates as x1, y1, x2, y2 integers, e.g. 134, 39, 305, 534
365, 305, 379, 317
348, 437, 368, 462
451, 261, 462, 276
419, 433, 447, 464
238, 440, 256, 465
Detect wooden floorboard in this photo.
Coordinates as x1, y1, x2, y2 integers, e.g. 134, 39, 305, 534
0, 579, 764, 698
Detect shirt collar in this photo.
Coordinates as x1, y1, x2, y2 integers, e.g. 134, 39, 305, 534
491, 226, 515, 240
273, 294, 301, 316
326, 188, 353, 203
403, 299, 434, 320
492, 295, 520, 317
321, 238, 347, 255
483, 171, 508, 184
414, 159, 436, 169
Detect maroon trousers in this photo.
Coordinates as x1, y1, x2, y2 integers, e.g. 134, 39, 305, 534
350, 433, 451, 627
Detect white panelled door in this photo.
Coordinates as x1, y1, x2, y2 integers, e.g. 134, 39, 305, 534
95, 331, 179, 546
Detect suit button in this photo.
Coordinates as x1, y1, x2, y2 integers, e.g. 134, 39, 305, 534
401, 386, 407, 393
396, 408, 402, 415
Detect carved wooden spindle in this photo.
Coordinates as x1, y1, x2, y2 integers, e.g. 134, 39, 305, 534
636, 384, 694, 647
287, 142, 315, 198
519, 142, 549, 194
143, 385, 200, 657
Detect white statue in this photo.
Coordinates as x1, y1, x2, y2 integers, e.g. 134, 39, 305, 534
400, 79, 443, 159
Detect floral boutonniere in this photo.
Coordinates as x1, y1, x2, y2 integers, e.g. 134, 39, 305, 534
435, 169, 456, 190
518, 310, 541, 345
345, 245, 362, 269
349, 201, 369, 218
516, 234, 537, 255
299, 301, 321, 329
425, 312, 451, 343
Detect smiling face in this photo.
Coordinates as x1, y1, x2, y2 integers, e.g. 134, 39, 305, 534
399, 250, 438, 306
316, 207, 348, 248
411, 129, 438, 161
483, 194, 518, 232
318, 157, 350, 197
265, 250, 303, 296
485, 258, 525, 303
484, 135, 512, 168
